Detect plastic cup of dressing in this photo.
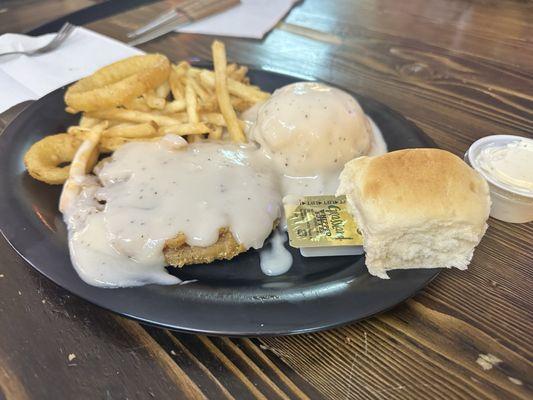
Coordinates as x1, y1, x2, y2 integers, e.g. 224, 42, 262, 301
465, 135, 533, 223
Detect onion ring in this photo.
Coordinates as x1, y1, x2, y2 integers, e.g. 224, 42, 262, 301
23, 133, 82, 184
64, 54, 171, 112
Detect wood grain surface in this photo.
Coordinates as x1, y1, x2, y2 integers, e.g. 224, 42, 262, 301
1, 1, 532, 399
0, 0, 101, 33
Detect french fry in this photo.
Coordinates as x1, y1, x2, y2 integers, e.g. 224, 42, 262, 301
187, 72, 211, 103
87, 108, 185, 127
163, 99, 186, 113
106, 119, 124, 127
173, 61, 190, 77
60, 121, 106, 212
143, 90, 166, 109
169, 69, 184, 101
195, 70, 215, 94
79, 115, 100, 128
229, 65, 248, 82
99, 136, 161, 153
155, 81, 170, 99
208, 124, 223, 140
185, 75, 199, 124
163, 112, 189, 122
158, 122, 210, 136
123, 97, 152, 112
200, 112, 246, 130
227, 63, 237, 77
199, 69, 269, 103
212, 41, 246, 142
185, 76, 201, 143
99, 137, 127, 152
172, 62, 190, 100
200, 113, 226, 126
198, 99, 220, 112
67, 125, 88, 139
68, 122, 158, 139
104, 122, 158, 138
231, 97, 253, 112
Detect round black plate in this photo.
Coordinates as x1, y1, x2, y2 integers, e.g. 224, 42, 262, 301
0, 68, 439, 336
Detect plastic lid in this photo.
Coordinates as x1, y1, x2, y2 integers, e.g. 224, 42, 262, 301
467, 135, 533, 198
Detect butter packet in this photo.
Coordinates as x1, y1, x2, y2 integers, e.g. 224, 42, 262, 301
283, 195, 364, 250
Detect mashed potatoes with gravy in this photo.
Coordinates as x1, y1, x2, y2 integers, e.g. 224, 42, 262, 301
248, 82, 372, 176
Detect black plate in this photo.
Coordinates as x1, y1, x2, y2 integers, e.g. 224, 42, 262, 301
0, 68, 439, 336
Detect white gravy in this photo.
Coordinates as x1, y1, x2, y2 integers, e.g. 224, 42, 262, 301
259, 228, 293, 276
64, 140, 281, 288
276, 119, 387, 197
242, 105, 387, 198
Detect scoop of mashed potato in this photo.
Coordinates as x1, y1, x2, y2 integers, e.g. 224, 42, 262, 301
249, 82, 372, 176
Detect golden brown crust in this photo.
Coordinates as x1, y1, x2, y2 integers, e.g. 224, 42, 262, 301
64, 54, 171, 112
337, 148, 491, 277
23, 133, 82, 184
163, 228, 246, 267
340, 148, 490, 231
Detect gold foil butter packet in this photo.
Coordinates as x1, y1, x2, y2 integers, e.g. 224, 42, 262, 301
283, 195, 364, 249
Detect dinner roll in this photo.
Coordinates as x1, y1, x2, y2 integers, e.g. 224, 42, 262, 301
337, 148, 491, 278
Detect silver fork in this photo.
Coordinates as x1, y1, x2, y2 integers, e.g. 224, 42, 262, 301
0, 22, 76, 58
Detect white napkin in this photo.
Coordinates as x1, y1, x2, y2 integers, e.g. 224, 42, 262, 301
177, 0, 299, 39
0, 27, 142, 113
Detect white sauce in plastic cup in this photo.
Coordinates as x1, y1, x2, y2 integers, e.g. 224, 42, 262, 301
465, 135, 533, 223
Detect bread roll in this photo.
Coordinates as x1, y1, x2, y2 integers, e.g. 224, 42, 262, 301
337, 148, 491, 278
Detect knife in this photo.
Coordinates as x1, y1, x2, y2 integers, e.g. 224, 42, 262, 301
127, 0, 240, 47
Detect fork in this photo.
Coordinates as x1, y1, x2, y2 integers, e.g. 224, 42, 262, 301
0, 22, 75, 58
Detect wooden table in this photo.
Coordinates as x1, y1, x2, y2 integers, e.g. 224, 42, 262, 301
1, 1, 532, 399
